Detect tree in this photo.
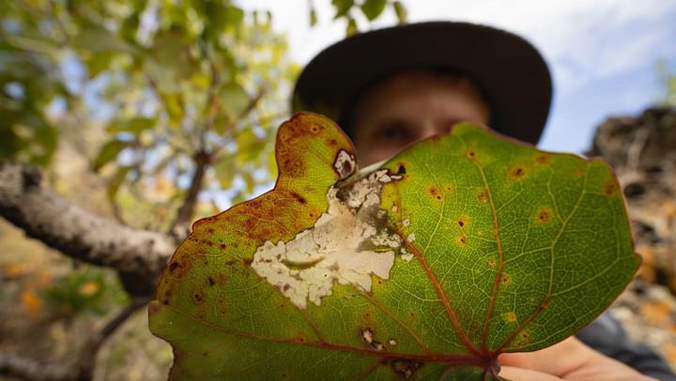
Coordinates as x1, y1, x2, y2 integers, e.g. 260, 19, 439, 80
0, 0, 404, 380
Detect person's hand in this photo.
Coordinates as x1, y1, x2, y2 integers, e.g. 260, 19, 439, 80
498, 336, 658, 381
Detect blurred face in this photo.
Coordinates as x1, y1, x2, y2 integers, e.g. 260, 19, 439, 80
351, 71, 491, 166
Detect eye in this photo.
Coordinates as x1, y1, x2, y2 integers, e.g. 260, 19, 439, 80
371, 121, 415, 145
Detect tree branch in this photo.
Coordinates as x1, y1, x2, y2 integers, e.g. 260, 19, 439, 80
169, 150, 211, 235
0, 162, 176, 296
0, 297, 150, 381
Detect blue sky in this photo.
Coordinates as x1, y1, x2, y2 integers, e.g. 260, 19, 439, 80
244, 0, 676, 154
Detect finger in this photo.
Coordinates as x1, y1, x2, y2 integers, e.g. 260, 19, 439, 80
498, 337, 596, 377
499, 337, 658, 381
499, 366, 563, 381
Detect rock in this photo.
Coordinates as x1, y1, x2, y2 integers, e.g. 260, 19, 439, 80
589, 107, 676, 368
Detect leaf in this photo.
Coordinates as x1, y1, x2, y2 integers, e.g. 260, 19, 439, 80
309, 7, 318, 27
360, 0, 387, 21
71, 23, 136, 54
346, 17, 358, 36
106, 117, 156, 134
393, 1, 407, 24
149, 113, 640, 380
332, 0, 355, 19
93, 139, 129, 172
107, 165, 133, 201
218, 82, 250, 124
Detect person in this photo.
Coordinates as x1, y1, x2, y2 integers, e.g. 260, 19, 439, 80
291, 22, 675, 380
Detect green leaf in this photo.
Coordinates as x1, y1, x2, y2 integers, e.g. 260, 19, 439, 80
235, 129, 265, 163
393, 1, 407, 24
93, 139, 130, 172
346, 17, 358, 36
107, 165, 133, 201
332, 0, 355, 19
149, 114, 639, 379
213, 159, 235, 190
71, 23, 136, 54
106, 117, 156, 134
360, 0, 387, 21
309, 7, 318, 27
218, 82, 249, 124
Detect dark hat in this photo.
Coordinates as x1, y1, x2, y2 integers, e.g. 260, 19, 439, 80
291, 21, 553, 145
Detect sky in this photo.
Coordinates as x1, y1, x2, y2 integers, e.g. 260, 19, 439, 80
242, 0, 676, 154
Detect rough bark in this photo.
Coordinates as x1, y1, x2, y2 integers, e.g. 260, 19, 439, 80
0, 162, 177, 296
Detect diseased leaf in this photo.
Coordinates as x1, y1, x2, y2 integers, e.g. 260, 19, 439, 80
149, 113, 640, 380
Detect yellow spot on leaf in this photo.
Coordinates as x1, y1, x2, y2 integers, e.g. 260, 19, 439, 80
503, 312, 517, 323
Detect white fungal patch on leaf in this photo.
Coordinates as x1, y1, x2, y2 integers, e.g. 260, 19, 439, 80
362, 328, 374, 344
401, 250, 414, 262
251, 169, 404, 309
334, 149, 356, 179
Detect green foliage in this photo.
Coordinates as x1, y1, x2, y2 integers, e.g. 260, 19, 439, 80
149, 114, 639, 380
42, 265, 129, 317
361, 0, 387, 21
0, 41, 61, 166
320, 0, 407, 35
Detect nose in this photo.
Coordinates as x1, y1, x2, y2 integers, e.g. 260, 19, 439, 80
418, 120, 453, 141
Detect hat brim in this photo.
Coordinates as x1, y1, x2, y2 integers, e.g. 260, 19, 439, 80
292, 21, 552, 145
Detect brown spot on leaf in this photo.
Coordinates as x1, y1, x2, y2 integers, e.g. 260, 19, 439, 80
514, 330, 531, 347
219, 243, 226, 249
327, 138, 337, 146
477, 189, 488, 202
243, 257, 253, 266
396, 163, 407, 175
466, 149, 476, 159
458, 236, 467, 245
605, 181, 617, 196
501, 274, 511, 285
572, 168, 585, 177
487, 258, 496, 267
457, 218, 466, 228
536, 208, 553, 223
503, 312, 517, 323
192, 289, 205, 304
169, 262, 180, 272
280, 157, 305, 178
208, 277, 215, 286
391, 359, 421, 379
536, 154, 550, 164
290, 192, 307, 204
429, 187, 442, 201
161, 289, 172, 305
509, 166, 526, 179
